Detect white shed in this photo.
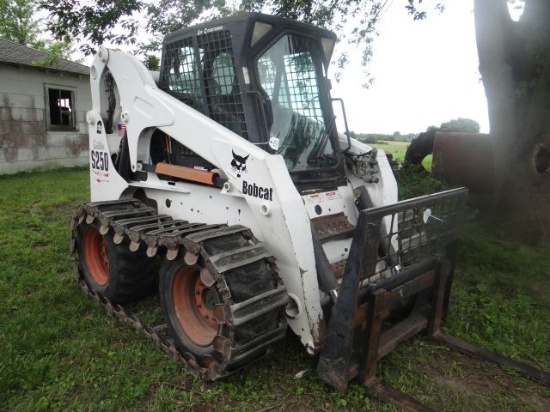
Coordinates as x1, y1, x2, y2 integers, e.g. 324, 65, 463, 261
0, 39, 91, 174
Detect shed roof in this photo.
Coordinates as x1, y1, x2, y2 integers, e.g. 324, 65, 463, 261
0, 39, 89, 76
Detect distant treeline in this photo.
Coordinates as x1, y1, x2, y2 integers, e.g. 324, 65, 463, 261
349, 131, 416, 143
350, 118, 481, 144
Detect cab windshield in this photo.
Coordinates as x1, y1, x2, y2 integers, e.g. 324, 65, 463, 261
256, 34, 337, 172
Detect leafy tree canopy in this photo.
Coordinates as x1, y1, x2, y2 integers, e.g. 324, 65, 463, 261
0, 0, 40, 45
0, 0, 76, 63
38, 0, 237, 56
439, 117, 480, 133
39, 0, 443, 79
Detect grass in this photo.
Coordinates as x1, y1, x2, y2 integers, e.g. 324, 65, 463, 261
1, 168, 549, 411
373, 141, 433, 170
372, 141, 409, 162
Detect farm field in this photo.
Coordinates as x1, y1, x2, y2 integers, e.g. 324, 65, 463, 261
372, 141, 409, 162
372, 140, 433, 170
1, 168, 548, 411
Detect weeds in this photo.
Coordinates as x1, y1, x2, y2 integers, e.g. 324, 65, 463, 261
395, 167, 450, 199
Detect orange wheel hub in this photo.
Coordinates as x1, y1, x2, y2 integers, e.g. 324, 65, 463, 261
84, 227, 109, 286
172, 266, 219, 346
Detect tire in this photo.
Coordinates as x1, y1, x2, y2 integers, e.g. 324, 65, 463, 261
75, 220, 157, 303
160, 259, 226, 360
159, 233, 280, 368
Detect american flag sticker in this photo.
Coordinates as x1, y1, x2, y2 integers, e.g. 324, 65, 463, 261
117, 123, 126, 138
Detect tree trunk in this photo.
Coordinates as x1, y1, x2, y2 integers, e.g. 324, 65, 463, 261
474, 0, 550, 245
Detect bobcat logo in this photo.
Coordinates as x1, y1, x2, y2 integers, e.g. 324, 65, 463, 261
231, 150, 249, 177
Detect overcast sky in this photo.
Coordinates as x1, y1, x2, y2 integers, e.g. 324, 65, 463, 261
331, 0, 490, 135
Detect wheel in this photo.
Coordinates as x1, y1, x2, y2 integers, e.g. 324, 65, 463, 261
161, 260, 225, 358
75, 220, 157, 303
159, 233, 281, 370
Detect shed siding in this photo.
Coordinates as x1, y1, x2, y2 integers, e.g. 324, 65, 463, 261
0, 65, 91, 174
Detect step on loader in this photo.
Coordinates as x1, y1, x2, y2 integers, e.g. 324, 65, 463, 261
70, 13, 549, 410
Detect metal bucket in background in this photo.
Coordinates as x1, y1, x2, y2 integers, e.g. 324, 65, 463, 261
432, 132, 494, 193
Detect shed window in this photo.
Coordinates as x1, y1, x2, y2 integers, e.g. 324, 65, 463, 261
47, 87, 76, 130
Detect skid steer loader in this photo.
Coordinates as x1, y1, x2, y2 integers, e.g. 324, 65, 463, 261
69, 12, 541, 410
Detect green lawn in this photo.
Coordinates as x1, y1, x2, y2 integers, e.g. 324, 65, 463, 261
373, 141, 433, 170
1, 168, 548, 411
372, 141, 409, 162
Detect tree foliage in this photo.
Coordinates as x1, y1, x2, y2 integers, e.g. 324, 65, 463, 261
0, 0, 76, 63
40, 0, 143, 55
39, 0, 442, 66
352, 131, 416, 143
142, 54, 160, 71
0, 0, 40, 45
40, 0, 237, 55
440, 117, 480, 133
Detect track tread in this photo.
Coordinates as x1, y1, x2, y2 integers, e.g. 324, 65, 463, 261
70, 199, 287, 380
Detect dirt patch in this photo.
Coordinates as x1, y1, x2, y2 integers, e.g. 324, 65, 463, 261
44, 201, 83, 220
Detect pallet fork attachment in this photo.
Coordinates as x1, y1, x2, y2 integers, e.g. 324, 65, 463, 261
317, 187, 550, 411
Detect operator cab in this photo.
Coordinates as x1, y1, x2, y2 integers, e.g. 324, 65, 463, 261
158, 13, 347, 191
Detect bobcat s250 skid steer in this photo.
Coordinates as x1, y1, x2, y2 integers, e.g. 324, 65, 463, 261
69, 13, 493, 409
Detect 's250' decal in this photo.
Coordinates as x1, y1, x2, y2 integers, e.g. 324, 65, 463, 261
91, 150, 109, 172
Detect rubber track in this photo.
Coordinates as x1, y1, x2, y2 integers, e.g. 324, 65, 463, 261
69, 198, 288, 380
